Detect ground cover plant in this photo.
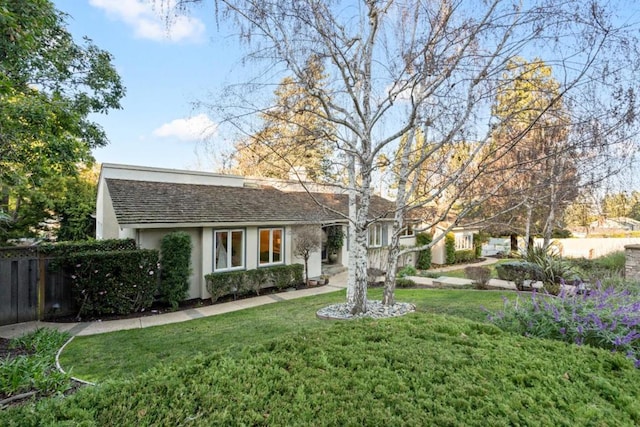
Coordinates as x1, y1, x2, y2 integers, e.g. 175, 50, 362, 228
2, 313, 639, 426
490, 284, 640, 367
59, 288, 511, 381
0, 329, 73, 407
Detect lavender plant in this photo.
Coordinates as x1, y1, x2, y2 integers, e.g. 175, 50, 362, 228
489, 282, 640, 367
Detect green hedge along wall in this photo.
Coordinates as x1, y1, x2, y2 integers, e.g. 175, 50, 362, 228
159, 232, 192, 309
205, 264, 304, 302
67, 249, 160, 317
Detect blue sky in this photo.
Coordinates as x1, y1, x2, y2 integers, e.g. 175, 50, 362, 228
53, 0, 243, 171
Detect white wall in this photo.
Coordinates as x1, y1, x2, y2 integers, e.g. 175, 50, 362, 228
289, 226, 322, 279
138, 228, 203, 300
482, 237, 640, 259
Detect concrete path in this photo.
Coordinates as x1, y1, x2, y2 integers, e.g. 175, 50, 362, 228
0, 257, 514, 339
0, 272, 349, 339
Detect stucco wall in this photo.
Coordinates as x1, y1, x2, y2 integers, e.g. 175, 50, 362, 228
138, 228, 203, 300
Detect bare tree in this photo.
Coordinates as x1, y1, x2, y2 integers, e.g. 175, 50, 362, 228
293, 226, 322, 285
163, 0, 640, 312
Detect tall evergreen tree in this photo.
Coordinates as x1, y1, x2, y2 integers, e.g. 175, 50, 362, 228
232, 58, 335, 181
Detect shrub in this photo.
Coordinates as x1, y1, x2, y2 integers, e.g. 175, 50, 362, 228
39, 238, 136, 257
495, 261, 543, 291
159, 232, 192, 309
205, 264, 304, 302
465, 266, 491, 290
473, 232, 489, 258
524, 244, 575, 292
395, 277, 416, 288
415, 233, 432, 269
445, 232, 456, 264
397, 265, 417, 278
489, 283, 640, 368
67, 249, 159, 317
454, 249, 475, 264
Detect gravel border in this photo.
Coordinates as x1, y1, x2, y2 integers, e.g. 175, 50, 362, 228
316, 300, 416, 320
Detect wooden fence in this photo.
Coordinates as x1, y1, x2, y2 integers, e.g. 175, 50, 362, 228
0, 247, 76, 326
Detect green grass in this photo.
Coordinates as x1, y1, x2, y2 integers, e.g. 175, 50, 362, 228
3, 312, 639, 426
60, 288, 509, 382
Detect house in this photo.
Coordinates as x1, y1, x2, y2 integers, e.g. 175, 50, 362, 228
96, 164, 409, 300
405, 206, 480, 265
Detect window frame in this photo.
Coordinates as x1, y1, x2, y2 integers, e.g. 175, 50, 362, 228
455, 233, 474, 251
368, 224, 383, 248
213, 229, 245, 272
258, 227, 285, 266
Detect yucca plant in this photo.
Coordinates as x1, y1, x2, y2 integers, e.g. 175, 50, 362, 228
522, 243, 575, 294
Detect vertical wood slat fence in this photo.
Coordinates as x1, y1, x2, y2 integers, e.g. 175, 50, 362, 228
0, 247, 76, 326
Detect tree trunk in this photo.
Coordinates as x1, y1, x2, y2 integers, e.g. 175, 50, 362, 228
383, 128, 414, 306
510, 234, 518, 252
523, 202, 533, 255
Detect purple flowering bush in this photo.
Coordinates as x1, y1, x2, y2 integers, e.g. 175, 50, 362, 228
489, 283, 640, 367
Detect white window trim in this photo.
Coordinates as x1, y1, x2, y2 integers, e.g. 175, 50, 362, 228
368, 224, 382, 248
259, 227, 284, 266
214, 229, 245, 272
455, 233, 474, 251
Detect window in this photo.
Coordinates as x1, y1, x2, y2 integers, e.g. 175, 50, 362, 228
259, 228, 283, 265
368, 224, 383, 248
401, 223, 415, 237
455, 233, 473, 251
214, 229, 245, 271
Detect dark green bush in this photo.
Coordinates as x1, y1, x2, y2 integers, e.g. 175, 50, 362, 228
395, 277, 416, 288
159, 232, 192, 309
397, 265, 417, 278
415, 233, 432, 269
445, 232, 456, 264
473, 233, 489, 258
454, 249, 475, 264
39, 238, 136, 256
67, 249, 159, 317
495, 261, 543, 291
205, 264, 304, 302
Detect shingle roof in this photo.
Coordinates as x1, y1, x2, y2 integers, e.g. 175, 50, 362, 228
106, 179, 395, 226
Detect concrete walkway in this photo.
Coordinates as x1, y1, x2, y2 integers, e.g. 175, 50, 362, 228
0, 272, 350, 339
0, 257, 512, 339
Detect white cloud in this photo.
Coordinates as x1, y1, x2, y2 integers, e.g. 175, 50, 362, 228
89, 0, 205, 43
153, 114, 218, 141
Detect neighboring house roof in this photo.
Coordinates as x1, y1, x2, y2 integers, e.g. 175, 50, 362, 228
106, 178, 395, 226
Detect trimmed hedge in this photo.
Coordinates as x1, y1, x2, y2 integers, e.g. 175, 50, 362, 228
205, 264, 304, 302
39, 238, 136, 257
445, 232, 456, 264
159, 232, 192, 309
454, 249, 475, 264
415, 232, 432, 269
67, 249, 160, 317
495, 261, 543, 291
465, 266, 491, 290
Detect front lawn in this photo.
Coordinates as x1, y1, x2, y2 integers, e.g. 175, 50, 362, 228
60, 288, 509, 382
3, 310, 639, 426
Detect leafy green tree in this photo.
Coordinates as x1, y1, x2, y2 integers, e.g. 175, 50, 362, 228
55, 165, 100, 241
0, 0, 124, 242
